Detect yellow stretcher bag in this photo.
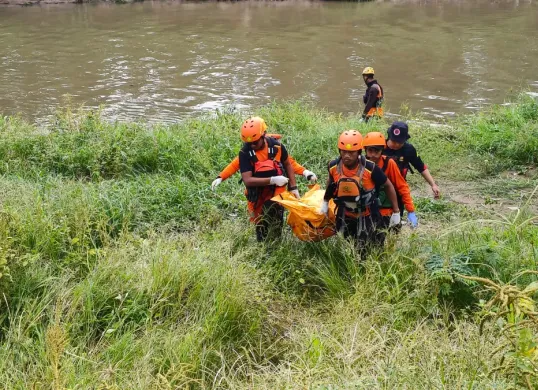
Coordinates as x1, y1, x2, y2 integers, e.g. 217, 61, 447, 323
272, 184, 336, 242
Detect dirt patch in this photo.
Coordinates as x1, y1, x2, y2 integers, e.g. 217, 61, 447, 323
413, 177, 538, 214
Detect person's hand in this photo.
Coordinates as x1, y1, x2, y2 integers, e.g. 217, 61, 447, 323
303, 170, 317, 183
290, 189, 300, 199
389, 212, 401, 228
211, 177, 222, 191
269, 176, 289, 186
407, 212, 418, 228
319, 200, 329, 216
431, 184, 440, 199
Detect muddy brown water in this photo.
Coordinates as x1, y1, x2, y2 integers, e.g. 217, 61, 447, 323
1, 0, 537, 124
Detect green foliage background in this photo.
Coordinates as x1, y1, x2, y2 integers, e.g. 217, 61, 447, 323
0, 94, 537, 388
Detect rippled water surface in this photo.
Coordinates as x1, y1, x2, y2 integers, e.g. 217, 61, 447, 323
1, 0, 537, 123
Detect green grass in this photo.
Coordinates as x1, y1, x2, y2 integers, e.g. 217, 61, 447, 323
462, 95, 538, 168
0, 94, 537, 388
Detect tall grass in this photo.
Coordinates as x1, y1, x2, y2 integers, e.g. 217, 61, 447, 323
462, 94, 538, 168
0, 94, 536, 388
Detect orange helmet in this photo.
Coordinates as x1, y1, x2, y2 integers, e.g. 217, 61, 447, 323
362, 132, 386, 148
338, 130, 363, 151
240, 116, 267, 143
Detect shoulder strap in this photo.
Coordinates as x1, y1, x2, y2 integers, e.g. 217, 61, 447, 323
336, 157, 344, 176
241, 136, 280, 163
358, 155, 366, 188
329, 157, 340, 170
266, 136, 280, 160
380, 157, 388, 173
363, 158, 376, 171
241, 142, 259, 163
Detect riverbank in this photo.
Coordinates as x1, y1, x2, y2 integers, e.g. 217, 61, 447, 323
0, 0, 147, 4
0, 95, 537, 388
0, 0, 359, 5
0, 0, 153, 5
1, 0, 88, 5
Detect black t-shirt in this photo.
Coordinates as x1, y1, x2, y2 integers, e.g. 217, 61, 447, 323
370, 163, 387, 187
327, 158, 387, 184
238, 139, 289, 173
383, 143, 426, 175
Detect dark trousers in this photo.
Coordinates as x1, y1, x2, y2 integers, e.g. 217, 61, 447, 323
255, 200, 284, 243
338, 214, 390, 258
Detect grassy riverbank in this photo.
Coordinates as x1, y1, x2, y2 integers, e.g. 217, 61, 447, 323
0, 94, 537, 389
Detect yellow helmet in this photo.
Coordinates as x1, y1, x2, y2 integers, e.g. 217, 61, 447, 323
362, 66, 375, 75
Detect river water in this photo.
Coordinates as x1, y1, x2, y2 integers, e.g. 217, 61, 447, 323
1, 0, 537, 123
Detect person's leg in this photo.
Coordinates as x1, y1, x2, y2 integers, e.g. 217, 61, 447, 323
249, 200, 266, 242
372, 215, 390, 249
358, 215, 390, 259
255, 223, 266, 242
261, 200, 284, 242
357, 216, 373, 260
341, 216, 359, 240
335, 205, 347, 235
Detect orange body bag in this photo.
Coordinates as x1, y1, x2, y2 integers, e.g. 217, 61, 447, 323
272, 184, 336, 242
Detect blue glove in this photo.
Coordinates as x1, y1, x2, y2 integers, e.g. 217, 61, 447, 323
407, 212, 418, 228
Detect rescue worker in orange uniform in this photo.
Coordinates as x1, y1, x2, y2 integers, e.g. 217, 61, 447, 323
361, 67, 384, 122
238, 117, 299, 242
320, 130, 400, 255
211, 134, 317, 191
383, 122, 440, 215
363, 132, 418, 230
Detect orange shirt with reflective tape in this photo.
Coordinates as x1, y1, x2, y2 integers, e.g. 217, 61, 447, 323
378, 156, 415, 216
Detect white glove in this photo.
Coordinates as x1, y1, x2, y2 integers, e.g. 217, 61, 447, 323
269, 176, 289, 186
211, 177, 222, 191
319, 200, 329, 216
291, 189, 300, 199
389, 212, 401, 228
303, 169, 317, 183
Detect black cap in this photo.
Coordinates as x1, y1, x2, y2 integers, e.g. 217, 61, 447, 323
387, 121, 410, 143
